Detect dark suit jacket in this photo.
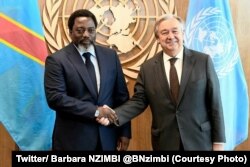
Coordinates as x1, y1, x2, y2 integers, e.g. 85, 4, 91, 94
115, 47, 225, 150
44, 43, 131, 150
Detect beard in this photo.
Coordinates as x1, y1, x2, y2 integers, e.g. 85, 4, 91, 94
73, 39, 92, 49
76, 37, 95, 49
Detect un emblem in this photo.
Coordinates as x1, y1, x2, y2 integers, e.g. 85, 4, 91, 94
185, 7, 239, 78
42, 0, 176, 80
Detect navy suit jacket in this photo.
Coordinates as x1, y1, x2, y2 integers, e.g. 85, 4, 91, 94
115, 47, 225, 150
44, 43, 131, 150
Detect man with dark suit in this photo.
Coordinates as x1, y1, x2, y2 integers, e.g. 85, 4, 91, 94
99, 14, 225, 151
44, 9, 131, 151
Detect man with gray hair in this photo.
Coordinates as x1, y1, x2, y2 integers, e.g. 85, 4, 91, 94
98, 13, 225, 151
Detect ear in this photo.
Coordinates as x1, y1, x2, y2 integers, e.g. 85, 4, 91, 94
69, 30, 73, 38
156, 38, 160, 44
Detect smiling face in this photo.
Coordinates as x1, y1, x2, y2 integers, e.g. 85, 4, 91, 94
69, 17, 96, 49
156, 17, 184, 56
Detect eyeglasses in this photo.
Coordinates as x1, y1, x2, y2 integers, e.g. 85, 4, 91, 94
75, 27, 96, 34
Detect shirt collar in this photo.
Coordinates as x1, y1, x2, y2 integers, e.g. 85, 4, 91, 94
74, 44, 96, 57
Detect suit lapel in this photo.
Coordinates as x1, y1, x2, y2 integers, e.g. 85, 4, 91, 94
66, 43, 98, 99
94, 45, 109, 99
153, 48, 196, 105
178, 48, 196, 104
153, 51, 172, 99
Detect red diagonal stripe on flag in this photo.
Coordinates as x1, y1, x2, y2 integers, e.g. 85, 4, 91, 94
0, 15, 47, 63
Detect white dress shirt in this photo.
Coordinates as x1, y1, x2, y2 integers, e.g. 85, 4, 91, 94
163, 48, 184, 85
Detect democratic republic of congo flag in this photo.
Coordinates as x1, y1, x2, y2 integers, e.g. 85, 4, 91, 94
0, 0, 55, 150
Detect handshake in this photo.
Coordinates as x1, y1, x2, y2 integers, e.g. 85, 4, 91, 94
96, 105, 119, 126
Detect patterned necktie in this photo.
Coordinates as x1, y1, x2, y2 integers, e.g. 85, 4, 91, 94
83, 52, 97, 92
169, 57, 179, 104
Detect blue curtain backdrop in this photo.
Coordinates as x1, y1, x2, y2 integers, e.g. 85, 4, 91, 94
185, 0, 249, 150
0, 0, 55, 150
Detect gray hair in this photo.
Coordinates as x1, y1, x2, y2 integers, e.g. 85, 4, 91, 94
154, 14, 185, 39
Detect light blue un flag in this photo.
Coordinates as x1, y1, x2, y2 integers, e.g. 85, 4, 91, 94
185, 0, 249, 150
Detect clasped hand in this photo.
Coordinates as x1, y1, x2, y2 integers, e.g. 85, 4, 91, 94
96, 105, 119, 126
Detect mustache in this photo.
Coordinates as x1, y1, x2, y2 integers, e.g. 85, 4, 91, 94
79, 37, 90, 42
76, 38, 95, 46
